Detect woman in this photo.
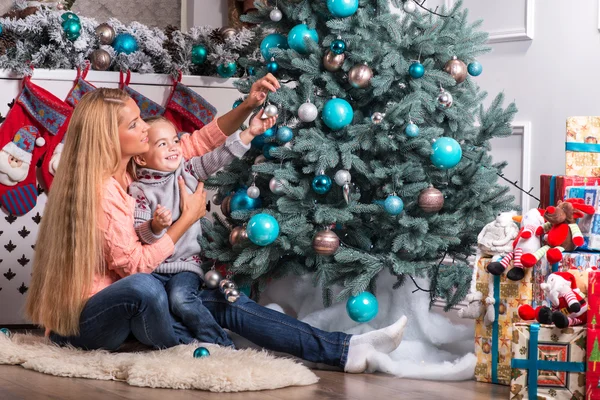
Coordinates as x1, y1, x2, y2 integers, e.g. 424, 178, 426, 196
25, 75, 407, 373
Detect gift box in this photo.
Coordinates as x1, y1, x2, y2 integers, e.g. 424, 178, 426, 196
587, 271, 600, 399
566, 117, 600, 177
511, 323, 586, 400
540, 175, 600, 209
475, 257, 534, 385
566, 186, 600, 251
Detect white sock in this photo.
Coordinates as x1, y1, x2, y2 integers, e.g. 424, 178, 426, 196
348, 315, 408, 354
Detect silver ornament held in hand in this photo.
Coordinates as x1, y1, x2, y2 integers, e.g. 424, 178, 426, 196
247, 185, 260, 199
323, 50, 345, 72
225, 288, 240, 302
334, 170, 351, 186
348, 63, 373, 89
298, 101, 318, 122
219, 279, 237, 292
95, 23, 116, 45
204, 270, 222, 289
371, 112, 384, 124
437, 89, 454, 109
269, 177, 287, 194
270, 7, 283, 21
264, 104, 279, 117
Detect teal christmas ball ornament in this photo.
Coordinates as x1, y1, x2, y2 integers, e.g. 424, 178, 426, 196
62, 19, 81, 41
322, 98, 353, 131
384, 195, 404, 215
247, 213, 280, 246
232, 99, 243, 109
346, 292, 378, 323
312, 174, 332, 195
409, 62, 425, 78
468, 61, 483, 76
193, 347, 210, 358
113, 33, 139, 54
61, 12, 80, 22
276, 126, 293, 143
266, 59, 279, 74
263, 143, 278, 160
230, 189, 262, 212
217, 62, 238, 78
330, 39, 346, 55
327, 0, 359, 18
191, 44, 208, 65
0, 327, 10, 337
0, 25, 3, 36
288, 24, 319, 54
247, 66, 256, 76
260, 33, 288, 60
405, 122, 419, 137
431, 137, 462, 169
252, 126, 276, 149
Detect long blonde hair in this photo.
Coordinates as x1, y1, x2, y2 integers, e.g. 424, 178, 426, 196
25, 88, 130, 336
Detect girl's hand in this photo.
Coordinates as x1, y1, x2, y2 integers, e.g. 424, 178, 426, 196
179, 178, 207, 224
240, 110, 278, 145
244, 74, 280, 109
151, 204, 173, 234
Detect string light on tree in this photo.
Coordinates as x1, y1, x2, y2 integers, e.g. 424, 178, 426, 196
408, 61, 424, 78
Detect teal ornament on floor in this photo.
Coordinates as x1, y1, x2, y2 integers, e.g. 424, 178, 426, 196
405, 122, 419, 137
232, 99, 243, 109
260, 33, 288, 60
288, 24, 319, 54
191, 44, 208, 65
468, 61, 483, 76
113, 33, 139, 54
193, 347, 210, 358
346, 292, 378, 323
247, 213, 280, 246
61, 12, 79, 22
217, 62, 237, 78
322, 98, 353, 131
230, 189, 262, 212
431, 137, 462, 169
327, 0, 359, 18
384, 195, 404, 215
263, 143, 278, 160
62, 19, 81, 41
330, 39, 346, 55
409, 62, 425, 78
266, 59, 279, 74
0, 328, 10, 337
312, 174, 332, 194
276, 126, 293, 143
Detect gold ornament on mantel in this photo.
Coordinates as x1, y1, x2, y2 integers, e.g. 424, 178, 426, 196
95, 23, 116, 45
89, 49, 111, 71
443, 56, 467, 84
312, 229, 340, 255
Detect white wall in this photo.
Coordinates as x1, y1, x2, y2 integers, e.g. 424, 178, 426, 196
183, 0, 229, 30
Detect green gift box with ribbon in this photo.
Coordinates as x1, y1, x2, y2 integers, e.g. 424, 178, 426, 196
510, 322, 586, 400
566, 117, 600, 177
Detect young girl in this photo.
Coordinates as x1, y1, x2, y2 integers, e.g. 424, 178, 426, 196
129, 112, 275, 347
25, 80, 407, 373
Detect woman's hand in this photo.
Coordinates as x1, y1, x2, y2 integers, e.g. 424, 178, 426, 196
178, 177, 207, 224
244, 73, 281, 109
240, 109, 278, 145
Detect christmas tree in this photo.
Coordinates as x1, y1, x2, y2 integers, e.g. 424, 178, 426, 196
591, 338, 600, 372
201, 0, 516, 311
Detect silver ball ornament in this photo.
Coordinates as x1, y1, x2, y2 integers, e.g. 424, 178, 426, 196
403, 0, 417, 13
264, 104, 279, 117
204, 270, 222, 289
437, 89, 454, 109
225, 288, 240, 302
298, 101, 318, 122
247, 185, 260, 199
89, 49, 111, 71
95, 23, 116, 45
323, 50, 345, 72
220, 27, 237, 40
270, 7, 283, 22
334, 170, 351, 186
220, 279, 237, 292
269, 177, 287, 194
212, 194, 223, 206
348, 64, 373, 89
371, 112, 384, 124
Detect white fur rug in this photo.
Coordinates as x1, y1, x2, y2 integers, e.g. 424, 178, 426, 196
0, 333, 318, 392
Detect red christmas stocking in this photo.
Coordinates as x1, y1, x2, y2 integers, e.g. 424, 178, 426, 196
0, 76, 71, 215
119, 70, 164, 119
163, 73, 217, 134
42, 65, 95, 189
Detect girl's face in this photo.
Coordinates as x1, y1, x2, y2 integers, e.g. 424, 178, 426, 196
134, 121, 182, 172
118, 98, 150, 157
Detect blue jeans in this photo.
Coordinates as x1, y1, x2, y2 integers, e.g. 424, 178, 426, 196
152, 272, 233, 347
50, 273, 351, 368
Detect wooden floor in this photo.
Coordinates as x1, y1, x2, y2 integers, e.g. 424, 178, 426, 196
0, 364, 510, 400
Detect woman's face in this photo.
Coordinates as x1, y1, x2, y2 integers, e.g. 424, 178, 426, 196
118, 98, 150, 157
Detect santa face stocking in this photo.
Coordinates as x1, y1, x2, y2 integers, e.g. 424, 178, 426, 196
120, 70, 164, 119
0, 76, 71, 215
42, 66, 96, 189
163, 74, 217, 134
